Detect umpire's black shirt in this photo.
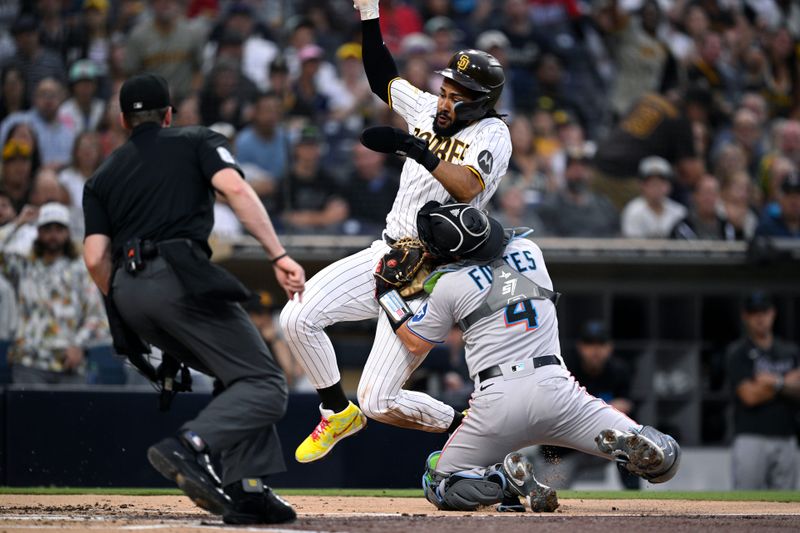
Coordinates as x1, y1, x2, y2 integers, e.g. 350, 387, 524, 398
83, 123, 242, 256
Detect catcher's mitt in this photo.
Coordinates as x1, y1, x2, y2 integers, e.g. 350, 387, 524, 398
374, 237, 435, 298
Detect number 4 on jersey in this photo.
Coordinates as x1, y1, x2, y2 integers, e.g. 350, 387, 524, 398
504, 300, 538, 331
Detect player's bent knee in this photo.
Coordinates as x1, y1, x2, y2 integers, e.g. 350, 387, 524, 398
355, 388, 394, 422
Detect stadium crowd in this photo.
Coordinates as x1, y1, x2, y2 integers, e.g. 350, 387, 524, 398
0, 0, 798, 243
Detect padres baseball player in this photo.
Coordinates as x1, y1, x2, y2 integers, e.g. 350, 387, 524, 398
380, 201, 681, 512
281, 0, 511, 463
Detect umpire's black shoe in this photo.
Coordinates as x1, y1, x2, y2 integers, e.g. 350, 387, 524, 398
222, 478, 296, 525
147, 432, 231, 515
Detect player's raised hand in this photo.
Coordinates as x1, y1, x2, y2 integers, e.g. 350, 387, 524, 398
354, 0, 379, 20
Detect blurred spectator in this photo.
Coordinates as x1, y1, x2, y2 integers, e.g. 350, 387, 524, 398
332, 42, 380, 127
1, 15, 65, 100
378, 0, 423, 55
343, 143, 399, 236
505, 115, 549, 198
530, 53, 587, 131
124, 0, 206, 101
670, 175, 739, 240
490, 0, 541, 83
757, 120, 800, 199
0, 203, 109, 384
1, 77, 77, 168
267, 56, 293, 115
720, 171, 758, 240
594, 91, 704, 210
174, 93, 201, 126
492, 184, 547, 234
58, 60, 105, 133
234, 91, 288, 198
713, 142, 748, 185
687, 31, 735, 122
198, 57, 256, 129
600, 0, 678, 119
0, 65, 29, 122
288, 44, 329, 122
755, 171, 800, 238
716, 108, 767, 177
725, 291, 799, 489
763, 26, 798, 118
276, 125, 348, 233
424, 16, 461, 71
64, 0, 113, 69
37, 0, 70, 55
244, 290, 310, 391
536, 320, 638, 489
209, 2, 279, 92
621, 156, 687, 238
58, 131, 102, 210
474, 31, 515, 117
0, 136, 35, 212
537, 151, 619, 238
0, 190, 16, 341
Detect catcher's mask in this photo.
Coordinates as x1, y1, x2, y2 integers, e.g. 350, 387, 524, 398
417, 201, 505, 262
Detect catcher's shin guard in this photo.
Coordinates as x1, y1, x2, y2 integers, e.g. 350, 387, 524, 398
422, 451, 506, 511
595, 426, 681, 483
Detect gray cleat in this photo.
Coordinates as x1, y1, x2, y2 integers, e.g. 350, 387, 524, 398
595, 426, 679, 482
502, 452, 559, 513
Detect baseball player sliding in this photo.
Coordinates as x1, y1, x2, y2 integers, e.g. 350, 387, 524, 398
281, 0, 511, 463
377, 201, 680, 512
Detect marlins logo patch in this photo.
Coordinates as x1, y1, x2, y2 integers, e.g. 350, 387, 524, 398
456, 55, 470, 71
477, 150, 493, 174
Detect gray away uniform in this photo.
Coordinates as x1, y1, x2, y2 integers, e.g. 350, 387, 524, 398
409, 235, 641, 477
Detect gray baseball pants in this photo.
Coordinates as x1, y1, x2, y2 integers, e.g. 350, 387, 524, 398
437, 362, 639, 474
732, 434, 798, 489
113, 256, 288, 486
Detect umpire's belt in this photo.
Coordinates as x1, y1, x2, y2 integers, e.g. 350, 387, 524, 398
477, 354, 560, 382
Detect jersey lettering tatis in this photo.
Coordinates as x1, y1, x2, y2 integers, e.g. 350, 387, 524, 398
411, 127, 469, 163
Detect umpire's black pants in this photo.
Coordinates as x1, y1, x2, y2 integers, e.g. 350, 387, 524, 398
113, 256, 287, 486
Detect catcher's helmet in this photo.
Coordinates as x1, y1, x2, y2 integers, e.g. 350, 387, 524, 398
436, 49, 505, 121
417, 201, 505, 262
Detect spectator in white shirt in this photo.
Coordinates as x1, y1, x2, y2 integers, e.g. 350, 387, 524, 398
621, 156, 687, 238
58, 60, 105, 133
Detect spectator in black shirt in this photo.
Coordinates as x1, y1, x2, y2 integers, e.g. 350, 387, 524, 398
671, 175, 739, 240
535, 320, 638, 489
2, 15, 65, 101
725, 291, 800, 489
343, 142, 398, 236
276, 125, 348, 233
756, 172, 800, 238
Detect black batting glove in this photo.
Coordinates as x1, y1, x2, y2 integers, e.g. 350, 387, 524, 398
396, 134, 440, 172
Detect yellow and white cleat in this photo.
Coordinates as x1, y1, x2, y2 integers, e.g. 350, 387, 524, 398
295, 401, 367, 463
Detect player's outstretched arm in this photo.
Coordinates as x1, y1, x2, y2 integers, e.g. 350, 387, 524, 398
362, 127, 483, 202
358, 2, 400, 104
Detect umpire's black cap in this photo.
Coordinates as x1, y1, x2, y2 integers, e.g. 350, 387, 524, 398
120, 73, 172, 113
417, 201, 504, 262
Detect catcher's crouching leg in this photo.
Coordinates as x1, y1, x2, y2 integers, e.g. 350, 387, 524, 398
595, 425, 681, 483
422, 451, 512, 511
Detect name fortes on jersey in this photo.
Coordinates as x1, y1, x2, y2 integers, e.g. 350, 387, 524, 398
411, 127, 470, 163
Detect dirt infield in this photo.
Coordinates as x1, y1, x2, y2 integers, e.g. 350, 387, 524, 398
1, 494, 799, 532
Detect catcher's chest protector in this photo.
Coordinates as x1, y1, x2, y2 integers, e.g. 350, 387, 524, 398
457, 258, 560, 332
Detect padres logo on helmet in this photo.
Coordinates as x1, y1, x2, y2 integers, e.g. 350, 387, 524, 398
437, 49, 505, 121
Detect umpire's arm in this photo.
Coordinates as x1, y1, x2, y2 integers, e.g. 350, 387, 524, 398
212, 169, 306, 300
84, 234, 112, 295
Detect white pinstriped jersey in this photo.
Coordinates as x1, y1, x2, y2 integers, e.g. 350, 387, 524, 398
406, 237, 562, 380
384, 78, 511, 239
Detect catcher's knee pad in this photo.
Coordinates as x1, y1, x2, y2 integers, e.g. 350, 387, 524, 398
638, 426, 681, 483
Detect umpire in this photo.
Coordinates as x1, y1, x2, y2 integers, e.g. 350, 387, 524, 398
82, 73, 304, 525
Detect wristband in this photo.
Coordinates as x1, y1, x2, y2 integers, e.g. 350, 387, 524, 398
270, 252, 288, 264
378, 289, 413, 332
418, 150, 440, 173
356, 2, 379, 20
